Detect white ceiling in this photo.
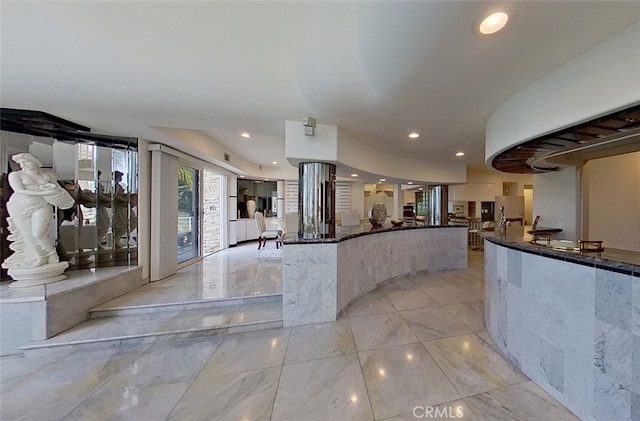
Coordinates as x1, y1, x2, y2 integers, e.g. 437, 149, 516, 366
2, 1, 639, 178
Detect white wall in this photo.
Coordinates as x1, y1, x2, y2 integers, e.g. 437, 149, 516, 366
523, 187, 533, 226
350, 181, 365, 218
532, 167, 579, 240
285, 121, 339, 163
583, 152, 640, 251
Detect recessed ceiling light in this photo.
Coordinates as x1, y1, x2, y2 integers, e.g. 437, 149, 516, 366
351, 173, 358, 177
239, 175, 245, 178
419, 187, 424, 191
408, 132, 420, 139
272, 161, 278, 165
407, 181, 413, 185
479, 11, 509, 35
264, 178, 269, 181
240, 132, 251, 138
380, 178, 386, 182
456, 152, 465, 157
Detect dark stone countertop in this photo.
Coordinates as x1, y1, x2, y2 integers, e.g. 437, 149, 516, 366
480, 230, 640, 276
282, 223, 466, 245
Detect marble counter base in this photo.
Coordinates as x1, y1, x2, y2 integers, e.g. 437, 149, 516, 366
484, 241, 640, 421
283, 226, 467, 326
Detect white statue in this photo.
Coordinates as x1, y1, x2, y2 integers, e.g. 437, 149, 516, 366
112, 171, 137, 248
2, 153, 75, 287
95, 170, 112, 249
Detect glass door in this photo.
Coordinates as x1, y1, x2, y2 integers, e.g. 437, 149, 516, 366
178, 165, 200, 264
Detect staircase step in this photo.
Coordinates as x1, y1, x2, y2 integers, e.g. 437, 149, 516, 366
20, 319, 283, 355
90, 294, 281, 318
19, 298, 283, 355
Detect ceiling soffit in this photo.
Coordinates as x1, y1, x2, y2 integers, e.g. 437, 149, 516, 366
491, 104, 640, 173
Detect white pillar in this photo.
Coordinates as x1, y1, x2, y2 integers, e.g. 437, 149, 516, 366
228, 175, 238, 246
276, 180, 285, 218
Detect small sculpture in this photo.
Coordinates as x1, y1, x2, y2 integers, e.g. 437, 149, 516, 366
368, 203, 388, 227
2, 153, 75, 287
498, 205, 507, 234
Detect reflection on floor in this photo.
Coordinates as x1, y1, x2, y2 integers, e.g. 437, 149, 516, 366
0, 247, 579, 420
102, 242, 283, 308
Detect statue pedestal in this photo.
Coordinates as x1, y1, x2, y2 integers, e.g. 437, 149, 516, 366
8, 262, 69, 288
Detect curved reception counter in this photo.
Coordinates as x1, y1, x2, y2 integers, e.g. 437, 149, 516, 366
482, 232, 640, 421
282, 223, 467, 326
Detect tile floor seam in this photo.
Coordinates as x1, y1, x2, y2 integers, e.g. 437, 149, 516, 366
282, 350, 359, 367
350, 312, 377, 421
163, 375, 204, 420
267, 364, 286, 421
268, 327, 292, 421
416, 339, 465, 407
460, 395, 483, 420
439, 304, 485, 334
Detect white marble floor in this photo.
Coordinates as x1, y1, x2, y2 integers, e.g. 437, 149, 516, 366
96, 242, 283, 309
0, 249, 580, 420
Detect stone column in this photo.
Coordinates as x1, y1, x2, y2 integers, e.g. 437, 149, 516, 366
298, 162, 336, 239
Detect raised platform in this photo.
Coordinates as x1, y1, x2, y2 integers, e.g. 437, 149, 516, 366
19, 295, 283, 355
0, 266, 144, 356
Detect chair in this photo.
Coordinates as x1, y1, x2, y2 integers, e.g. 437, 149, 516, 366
255, 211, 281, 250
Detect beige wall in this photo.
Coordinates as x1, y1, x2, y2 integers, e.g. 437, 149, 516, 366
583, 152, 640, 251
448, 168, 533, 218
533, 167, 579, 240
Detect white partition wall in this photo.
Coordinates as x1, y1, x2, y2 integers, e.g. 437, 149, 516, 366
150, 148, 179, 281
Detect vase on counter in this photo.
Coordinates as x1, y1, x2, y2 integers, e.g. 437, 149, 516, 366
368, 203, 387, 228
247, 199, 256, 218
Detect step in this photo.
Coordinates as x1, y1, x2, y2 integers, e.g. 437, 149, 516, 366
1, 266, 144, 356
19, 298, 283, 355
90, 293, 282, 318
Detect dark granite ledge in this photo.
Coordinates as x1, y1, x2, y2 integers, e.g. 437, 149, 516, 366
480, 231, 640, 276
282, 223, 466, 245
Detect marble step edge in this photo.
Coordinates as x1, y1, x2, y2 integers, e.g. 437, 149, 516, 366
90, 294, 283, 318
19, 318, 284, 355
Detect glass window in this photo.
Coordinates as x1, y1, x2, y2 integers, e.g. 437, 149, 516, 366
178, 165, 199, 263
